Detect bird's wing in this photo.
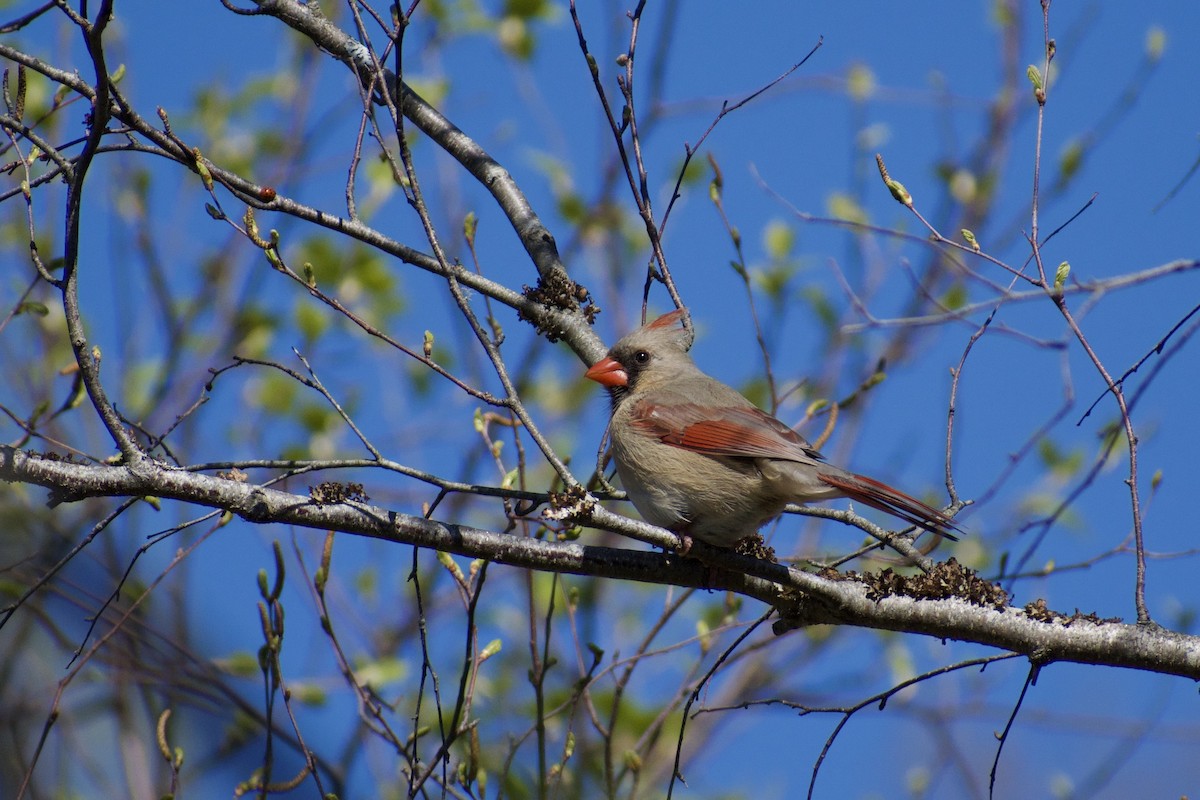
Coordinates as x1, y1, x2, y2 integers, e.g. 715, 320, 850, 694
628, 399, 825, 464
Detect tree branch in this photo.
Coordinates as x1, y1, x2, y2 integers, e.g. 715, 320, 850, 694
5, 446, 1200, 681
250, 1, 570, 280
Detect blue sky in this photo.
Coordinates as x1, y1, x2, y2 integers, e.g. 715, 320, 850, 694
11, 1, 1200, 797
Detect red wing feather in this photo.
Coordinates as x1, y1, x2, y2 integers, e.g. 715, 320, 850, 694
629, 401, 824, 463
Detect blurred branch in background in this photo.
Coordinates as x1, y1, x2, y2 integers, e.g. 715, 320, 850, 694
2, 2, 1200, 798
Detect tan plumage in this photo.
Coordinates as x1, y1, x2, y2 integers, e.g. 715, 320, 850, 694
586, 309, 961, 548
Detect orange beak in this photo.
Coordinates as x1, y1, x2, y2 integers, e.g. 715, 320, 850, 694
585, 356, 628, 388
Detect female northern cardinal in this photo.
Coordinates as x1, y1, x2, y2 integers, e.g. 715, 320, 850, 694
585, 309, 961, 548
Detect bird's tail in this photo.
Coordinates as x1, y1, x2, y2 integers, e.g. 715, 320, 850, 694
817, 472, 962, 541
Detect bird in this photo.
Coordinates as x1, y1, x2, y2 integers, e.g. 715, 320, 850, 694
585, 308, 962, 549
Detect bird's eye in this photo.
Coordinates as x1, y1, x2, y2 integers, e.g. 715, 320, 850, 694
633, 350, 650, 364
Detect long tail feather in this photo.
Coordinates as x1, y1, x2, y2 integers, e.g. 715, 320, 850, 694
817, 472, 962, 541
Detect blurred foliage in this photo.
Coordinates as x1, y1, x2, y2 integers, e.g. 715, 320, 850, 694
0, 2, 1194, 798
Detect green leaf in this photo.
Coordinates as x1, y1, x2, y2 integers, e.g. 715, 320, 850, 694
753, 263, 797, 301
294, 301, 328, 343
1053, 261, 1071, 292
289, 682, 327, 706
1026, 64, 1044, 92
826, 192, 868, 226
802, 285, 838, 333
498, 16, 535, 60
846, 62, 876, 101
961, 228, 980, 252
1037, 438, 1082, 477
353, 655, 410, 690
1059, 139, 1083, 181
941, 282, 968, 310
215, 651, 261, 678
762, 219, 795, 261
257, 371, 296, 414
1146, 26, 1166, 61
16, 300, 48, 316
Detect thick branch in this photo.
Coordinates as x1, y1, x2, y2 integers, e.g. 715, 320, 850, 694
773, 590, 1199, 679
5, 446, 1200, 680
0, 445, 759, 592
250, 1, 567, 279
0, 39, 609, 367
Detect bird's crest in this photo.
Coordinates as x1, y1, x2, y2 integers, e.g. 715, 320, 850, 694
642, 308, 694, 351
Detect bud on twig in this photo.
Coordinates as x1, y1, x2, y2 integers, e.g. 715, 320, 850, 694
875, 154, 913, 207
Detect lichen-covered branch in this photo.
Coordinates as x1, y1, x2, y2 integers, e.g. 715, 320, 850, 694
5, 445, 1199, 681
